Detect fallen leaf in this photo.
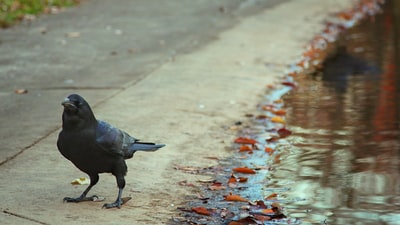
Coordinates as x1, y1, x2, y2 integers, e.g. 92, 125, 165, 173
277, 128, 292, 138
232, 167, 256, 174
271, 116, 285, 124
256, 115, 269, 120
192, 207, 212, 216
239, 145, 253, 152
253, 214, 271, 222
274, 154, 281, 164
261, 209, 275, 214
273, 109, 286, 116
265, 193, 278, 201
71, 177, 89, 185
228, 216, 258, 225
228, 174, 237, 184
209, 182, 226, 190
281, 81, 296, 88
265, 147, 274, 154
14, 89, 28, 94
234, 137, 257, 145
224, 193, 249, 202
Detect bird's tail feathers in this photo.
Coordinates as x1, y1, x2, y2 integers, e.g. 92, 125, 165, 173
131, 142, 165, 152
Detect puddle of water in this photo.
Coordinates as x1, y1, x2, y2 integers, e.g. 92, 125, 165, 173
270, 1, 400, 224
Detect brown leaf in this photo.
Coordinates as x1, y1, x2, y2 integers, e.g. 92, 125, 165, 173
209, 182, 226, 190
232, 167, 256, 174
239, 145, 253, 152
277, 128, 292, 138
228, 216, 258, 225
234, 137, 257, 145
224, 193, 249, 202
255, 115, 269, 120
192, 206, 212, 216
265, 193, 278, 201
281, 81, 296, 88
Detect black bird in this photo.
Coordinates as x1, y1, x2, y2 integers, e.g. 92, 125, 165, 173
57, 94, 165, 209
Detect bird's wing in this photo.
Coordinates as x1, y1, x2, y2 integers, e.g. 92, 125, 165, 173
95, 120, 138, 157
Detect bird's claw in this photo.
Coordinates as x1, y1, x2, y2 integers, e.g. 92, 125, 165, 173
63, 195, 99, 203
102, 199, 123, 209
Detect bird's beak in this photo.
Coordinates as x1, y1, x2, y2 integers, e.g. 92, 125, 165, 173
61, 98, 77, 110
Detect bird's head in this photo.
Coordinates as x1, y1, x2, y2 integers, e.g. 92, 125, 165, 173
61, 94, 96, 130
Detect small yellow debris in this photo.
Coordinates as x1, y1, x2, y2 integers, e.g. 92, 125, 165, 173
271, 116, 285, 124
71, 177, 90, 185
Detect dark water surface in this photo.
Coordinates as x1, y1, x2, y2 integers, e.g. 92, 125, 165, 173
272, 2, 400, 224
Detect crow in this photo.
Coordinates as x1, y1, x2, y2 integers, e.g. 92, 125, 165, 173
57, 94, 165, 209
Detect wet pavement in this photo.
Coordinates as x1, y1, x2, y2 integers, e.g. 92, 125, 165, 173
175, 1, 399, 225
272, 1, 400, 224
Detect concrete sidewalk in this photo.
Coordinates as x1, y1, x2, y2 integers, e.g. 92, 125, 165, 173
0, 0, 355, 224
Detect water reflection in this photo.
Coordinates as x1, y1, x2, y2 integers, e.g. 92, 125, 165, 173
271, 1, 400, 224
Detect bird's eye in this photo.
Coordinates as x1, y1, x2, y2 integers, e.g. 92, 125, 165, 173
74, 101, 81, 106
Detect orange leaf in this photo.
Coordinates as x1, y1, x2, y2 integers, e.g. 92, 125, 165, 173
262, 209, 275, 214
224, 193, 249, 202
234, 137, 257, 145
239, 145, 253, 152
266, 193, 278, 200
192, 207, 212, 216
228, 174, 237, 184
271, 116, 285, 124
265, 147, 274, 154
273, 109, 286, 116
232, 167, 256, 174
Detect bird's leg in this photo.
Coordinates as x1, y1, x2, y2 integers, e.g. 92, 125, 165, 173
102, 176, 125, 209
64, 174, 99, 203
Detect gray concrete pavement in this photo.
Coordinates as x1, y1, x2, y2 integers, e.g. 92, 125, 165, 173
0, 0, 356, 224
0, 0, 285, 164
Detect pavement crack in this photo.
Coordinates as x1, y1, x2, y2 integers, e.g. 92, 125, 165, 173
0, 126, 60, 166
3, 210, 50, 225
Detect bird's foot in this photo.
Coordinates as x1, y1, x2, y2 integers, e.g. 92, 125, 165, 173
102, 197, 131, 209
63, 195, 99, 203
102, 199, 122, 209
